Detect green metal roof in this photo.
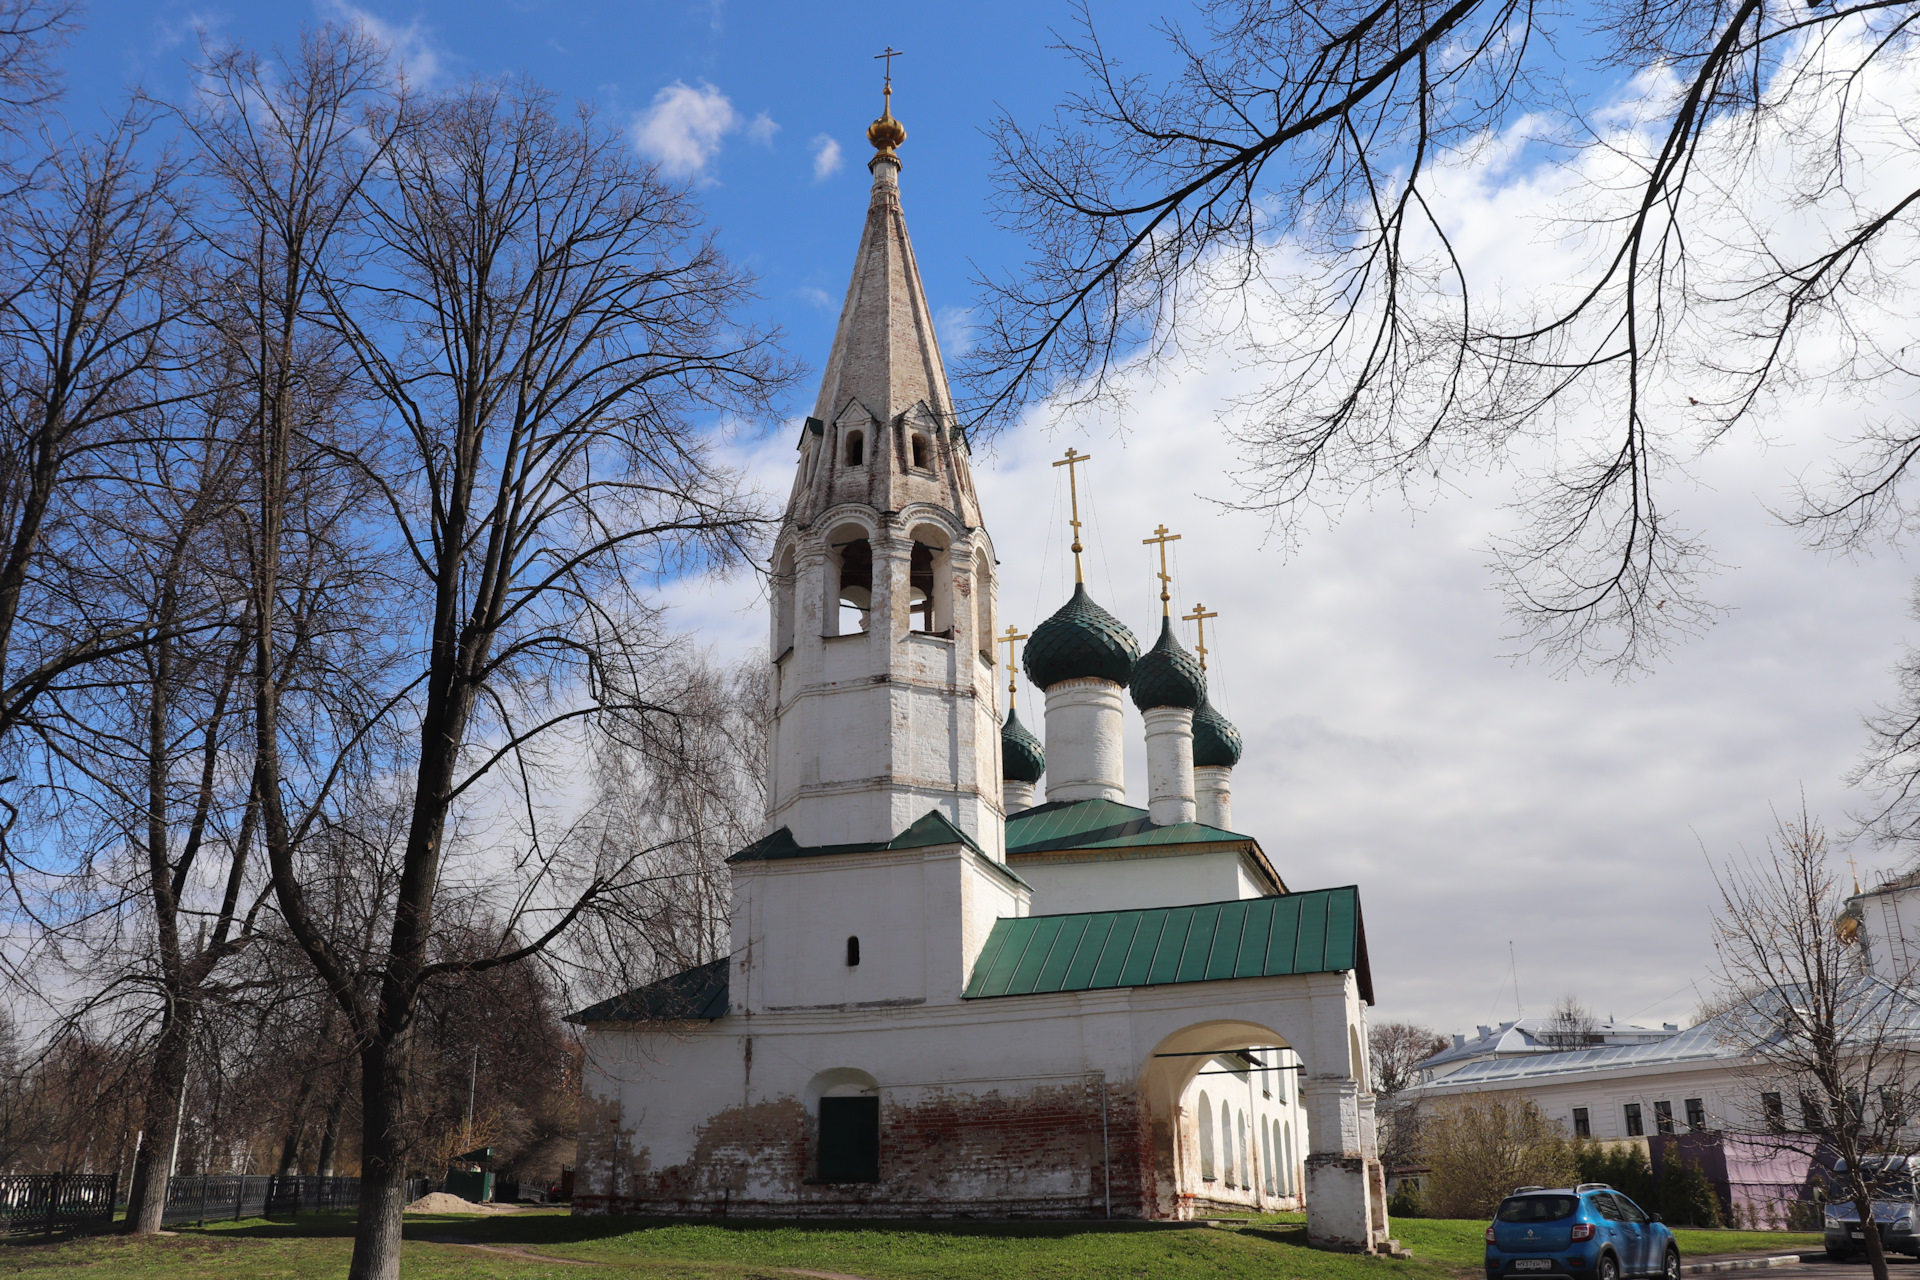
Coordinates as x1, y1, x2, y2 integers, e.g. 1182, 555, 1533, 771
567, 956, 730, 1024
1005, 797, 1245, 855
961, 886, 1372, 1003
727, 810, 1031, 890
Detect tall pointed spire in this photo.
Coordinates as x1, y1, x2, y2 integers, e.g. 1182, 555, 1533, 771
786, 87, 981, 529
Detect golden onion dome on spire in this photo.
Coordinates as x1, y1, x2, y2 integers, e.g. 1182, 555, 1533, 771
868, 109, 905, 153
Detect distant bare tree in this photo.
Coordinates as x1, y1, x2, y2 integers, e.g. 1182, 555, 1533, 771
971, 2, 1920, 673
1710, 806, 1920, 1280
1368, 1020, 1448, 1168
1543, 995, 1602, 1050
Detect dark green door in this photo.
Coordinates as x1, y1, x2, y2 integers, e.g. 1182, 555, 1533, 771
818, 1096, 879, 1182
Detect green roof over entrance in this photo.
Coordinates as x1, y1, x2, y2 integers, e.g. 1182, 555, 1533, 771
962, 885, 1372, 1003
1005, 797, 1245, 855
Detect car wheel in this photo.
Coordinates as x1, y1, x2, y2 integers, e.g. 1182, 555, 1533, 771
1825, 1248, 1851, 1262
1664, 1247, 1680, 1280
1598, 1252, 1620, 1280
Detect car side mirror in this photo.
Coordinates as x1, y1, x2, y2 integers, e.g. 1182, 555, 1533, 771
1650, 1214, 1664, 1224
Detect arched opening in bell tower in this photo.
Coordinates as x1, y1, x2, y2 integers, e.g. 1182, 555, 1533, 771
773, 545, 796, 657
906, 525, 952, 635
831, 530, 872, 635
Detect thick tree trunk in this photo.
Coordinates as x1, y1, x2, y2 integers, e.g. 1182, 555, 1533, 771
122, 1004, 194, 1234
348, 1040, 410, 1280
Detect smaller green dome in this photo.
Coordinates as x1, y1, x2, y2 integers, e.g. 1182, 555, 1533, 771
1129, 617, 1206, 710
1023, 583, 1139, 690
1001, 708, 1045, 783
1192, 698, 1243, 768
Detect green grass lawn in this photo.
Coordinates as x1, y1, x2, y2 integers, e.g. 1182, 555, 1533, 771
1, 1209, 1829, 1279
0, 1210, 1464, 1280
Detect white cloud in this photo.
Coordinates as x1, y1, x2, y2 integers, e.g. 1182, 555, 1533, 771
746, 112, 779, 147
936, 306, 975, 359
796, 286, 834, 312
318, 0, 445, 86
809, 134, 843, 182
633, 80, 738, 178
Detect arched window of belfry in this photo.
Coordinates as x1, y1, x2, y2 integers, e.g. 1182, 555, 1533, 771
1197, 1091, 1215, 1181
845, 430, 864, 467
906, 525, 952, 634
973, 549, 992, 659
773, 546, 796, 657
831, 531, 872, 635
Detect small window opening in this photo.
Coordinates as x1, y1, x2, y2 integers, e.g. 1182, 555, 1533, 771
1197, 1090, 1215, 1182
1653, 1099, 1675, 1134
1624, 1102, 1644, 1137
846, 936, 860, 966
1762, 1092, 1785, 1134
818, 1096, 879, 1182
836, 537, 872, 634
1684, 1097, 1705, 1132
845, 431, 864, 466
1572, 1106, 1591, 1138
910, 433, 929, 470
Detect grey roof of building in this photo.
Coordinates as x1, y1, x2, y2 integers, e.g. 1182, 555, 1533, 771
1414, 1016, 1678, 1074
567, 956, 730, 1024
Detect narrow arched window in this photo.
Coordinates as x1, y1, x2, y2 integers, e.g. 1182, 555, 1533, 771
846, 936, 860, 966
910, 433, 929, 470
1237, 1111, 1249, 1190
845, 430, 864, 466
1221, 1101, 1234, 1185
834, 536, 872, 635
1197, 1091, 1215, 1181
773, 546, 796, 657
1262, 1121, 1274, 1197
1283, 1122, 1295, 1196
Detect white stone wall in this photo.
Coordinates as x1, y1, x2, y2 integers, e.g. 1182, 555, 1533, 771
1195, 765, 1233, 830
1143, 706, 1196, 826
1043, 678, 1127, 804
1408, 1060, 1769, 1143
1013, 849, 1276, 916
1178, 1048, 1310, 1211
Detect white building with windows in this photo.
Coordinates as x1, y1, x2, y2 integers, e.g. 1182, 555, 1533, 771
568, 95, 1392, 1250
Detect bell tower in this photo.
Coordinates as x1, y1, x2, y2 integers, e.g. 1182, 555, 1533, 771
764, 89, 1002, 858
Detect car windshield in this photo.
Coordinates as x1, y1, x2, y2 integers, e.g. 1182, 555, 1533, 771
1499, 1196, 1579, 1222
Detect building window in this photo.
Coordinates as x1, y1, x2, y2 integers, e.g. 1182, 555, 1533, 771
1237, 1111, 1249, 1190
1221, 1101, 1235, 1185
1654, 1100, 1675, 1135
909, 543, 939, 632
1801, 1091, 1826, 1132
1283, 1122, 1294, 1196
773, 546, 796, 657
1262, 1122, 1275, 1197
845, 936, 860, 967
845, 430, 864, 466
817, 1095, 879, 1182
910, 433, 930, 470
1762, 1092, 1786, 1134
1197, 1091, 1215, 1181
833, 534, 872, 634
1572, 1107, 1591, 1139
1624, 1103, 1643, 1137
1883, 1086, 1907, 1129
1684, 1098, 1705, 1132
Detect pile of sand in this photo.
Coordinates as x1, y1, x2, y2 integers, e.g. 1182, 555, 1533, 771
403, 1191, 520, 1214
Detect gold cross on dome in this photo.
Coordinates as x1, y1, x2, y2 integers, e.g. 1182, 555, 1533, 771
1183, 602, 1218, 670
1141, 523, 1182, 616
999, 624, 1029, 701
874, 46, 904, 113
1051, 448, 1092, 583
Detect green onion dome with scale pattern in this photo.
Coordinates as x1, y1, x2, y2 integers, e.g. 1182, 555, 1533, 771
1192, 698, 1243, 768
1022, 582, 1140, 690
1001, 708, 1045, 783
1129, 617, 1206, 711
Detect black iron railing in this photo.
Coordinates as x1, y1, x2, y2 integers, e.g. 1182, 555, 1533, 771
0, 1173, 116, 1236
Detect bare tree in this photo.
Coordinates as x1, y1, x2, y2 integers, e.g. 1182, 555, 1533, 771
1709, 807, 1920, 1280
971, 1, 1920, 673
1543, 995, 1602, 1050
1368, 1020, 1448, 1168
228, 73, 794, 1280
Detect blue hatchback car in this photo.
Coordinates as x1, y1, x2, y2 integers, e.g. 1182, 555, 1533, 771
1486, 1185, 1680, 1280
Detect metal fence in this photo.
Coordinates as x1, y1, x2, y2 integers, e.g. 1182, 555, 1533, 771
157, 1174, 366, 1226
0, 1173, 117, 1236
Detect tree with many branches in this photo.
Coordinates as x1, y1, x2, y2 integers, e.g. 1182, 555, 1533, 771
970, 1, 1920, 677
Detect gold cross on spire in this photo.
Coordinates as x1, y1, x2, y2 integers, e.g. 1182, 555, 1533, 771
1141, 523, 1182, 616
1052, 447, 1092, 583
1183, 602, 1218, 670
999, 624, 1029, 702
874, 46, 904, 115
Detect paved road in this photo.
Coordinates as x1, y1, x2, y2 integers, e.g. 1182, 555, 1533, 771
1773, 1256, 1920, 1280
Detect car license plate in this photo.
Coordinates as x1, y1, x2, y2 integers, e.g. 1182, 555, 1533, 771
1514, 1262, 1554, 1271
1852, 1232, 1865, 1239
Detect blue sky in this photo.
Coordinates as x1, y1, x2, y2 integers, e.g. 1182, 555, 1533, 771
48, 1, 1920, 1037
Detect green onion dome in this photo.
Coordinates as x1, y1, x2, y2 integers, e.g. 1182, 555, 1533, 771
1001, 707, 1045, 783
1129, 617, 1207, 711
1022, 582, 1140, 690
1192, 698, 1243, 768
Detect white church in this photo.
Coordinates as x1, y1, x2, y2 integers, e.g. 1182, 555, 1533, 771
571, 92, 1391, 1250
